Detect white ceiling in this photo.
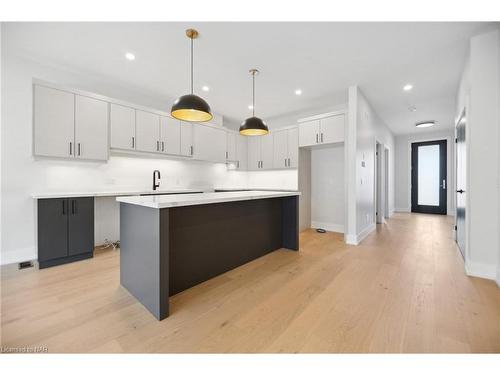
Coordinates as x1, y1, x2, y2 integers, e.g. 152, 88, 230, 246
3, 22, 498, 134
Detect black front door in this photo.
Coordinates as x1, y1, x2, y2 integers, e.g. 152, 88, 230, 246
411, 140, 447, 214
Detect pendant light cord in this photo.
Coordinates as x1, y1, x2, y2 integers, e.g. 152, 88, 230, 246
190, 37, 194, 94
252, 71, 255, 117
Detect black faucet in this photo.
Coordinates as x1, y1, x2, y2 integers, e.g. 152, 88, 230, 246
153, 170, 161, 191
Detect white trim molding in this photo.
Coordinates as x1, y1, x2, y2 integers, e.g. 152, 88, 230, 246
345, 223, 376, 245
465, 260, 497, 281
0, 247, 37, 266
311, 221, 344, 233
394, 207, 411, 212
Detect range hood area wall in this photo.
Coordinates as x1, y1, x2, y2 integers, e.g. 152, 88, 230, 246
0, 53, 298, 265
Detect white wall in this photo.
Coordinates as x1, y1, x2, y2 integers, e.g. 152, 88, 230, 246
298, 148, 311, 232
347, 86, 395, 244
310, 145, 344, 233
394, 129, 456, 214
0, 52, 253, 265
456, 29, 500, 281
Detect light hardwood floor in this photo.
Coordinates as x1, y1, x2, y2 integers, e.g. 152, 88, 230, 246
1, 213, 499, 353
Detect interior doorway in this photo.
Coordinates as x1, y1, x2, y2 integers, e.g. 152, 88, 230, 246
411, 140, 448, 214
455, 109, 467, 258
384, 147, 390, 219
375, 141, 385, 224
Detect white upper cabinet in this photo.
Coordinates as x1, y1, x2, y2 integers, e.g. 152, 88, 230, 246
110, 103, 136, 150
298, 113, 345, 147
74, 95, 109, 161
260, 133, 274, 170
247, 133, 273, 170
273, 129, 289, 169
34, 85, 75, 158
180, 121, 193, 157
298, 120, 320, 147
226, 132, 237, 161
247, 136, 261, 171
136, 110, 160, 153
287, 127, 299, 168
235, 135, 247, 170
320, 114, 345, 144
160, 116, 181, 155
273, 128, 298, 169
193, 124, 226, 163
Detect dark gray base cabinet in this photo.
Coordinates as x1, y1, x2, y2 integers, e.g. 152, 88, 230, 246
37, 197, 94, 269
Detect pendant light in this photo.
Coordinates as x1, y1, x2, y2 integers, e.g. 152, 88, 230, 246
171, 28, 213, 122
239, 69, 269, 136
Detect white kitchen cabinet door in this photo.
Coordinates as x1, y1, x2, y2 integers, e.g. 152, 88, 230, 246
260, 133, 274, 170
136, 110, 160, 153
287, 127, 299, 168
235, 135, 247, 170
74, 95, 109, 161
320, 114, 345, 144
180, 121, 193, 157
226, 132, 237, 161
247, 136, 261, 170
273, 129, 289, 169
160, 116, 181, 155
34, 85, 75, 158
193, 124, 226, 163
110, 103, 136, 150
298, 119, 320, 147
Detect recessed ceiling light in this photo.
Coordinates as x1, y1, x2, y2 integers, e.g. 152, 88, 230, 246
295, 89, 302, 95
248, 105, 254, 110
125, 52, 135, 61
416, 121, 435, 128
403, 84, 413, 91
202, 86, 210, 92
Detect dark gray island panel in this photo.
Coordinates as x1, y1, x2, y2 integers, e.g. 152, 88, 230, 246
119, 193, 299, 320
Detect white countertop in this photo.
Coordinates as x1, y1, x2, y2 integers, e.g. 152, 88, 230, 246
116, 190, 300, 209
32, 188, 206, 199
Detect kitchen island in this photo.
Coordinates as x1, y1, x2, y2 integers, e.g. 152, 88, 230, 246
116, 190, 300, 320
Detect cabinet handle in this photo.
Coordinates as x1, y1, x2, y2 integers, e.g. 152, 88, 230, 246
285, 158, 287, 167
226, 151, 228, 159
261, 160, 264, 169
62, 200, 66, 215
288, 158, 291, 167
78, 143, 81, 156
316, 134, 319, 143
69, 142, 72, 156
162, 141, 164, 152
321, 133, 324, 143
190, 145, 193, 155
132, 137, 135, 148
71, 200, 75, 215
237, 161, 240, 169
157, 141, 160, 151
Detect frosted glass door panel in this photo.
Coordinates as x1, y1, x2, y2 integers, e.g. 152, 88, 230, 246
417, 145, 440, 206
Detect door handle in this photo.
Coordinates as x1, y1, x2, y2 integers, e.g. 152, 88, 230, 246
457, 189, 465, 194
442, 179, 446, 189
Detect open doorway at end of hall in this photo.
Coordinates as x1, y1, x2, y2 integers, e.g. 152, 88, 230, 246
375, 141, 390, 224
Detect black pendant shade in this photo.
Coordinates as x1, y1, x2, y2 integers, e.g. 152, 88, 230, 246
240, 68, 268, 136
171, 29, 212, 122
240, 116, 268, 136
171, 94, 213, 122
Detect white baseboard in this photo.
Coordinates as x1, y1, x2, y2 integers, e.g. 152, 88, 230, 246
345, 223, 376, 245
497, 269, 500, 288
311, 221, 344, 233
394, 207, 410, 212
465, 260, 497, 281
0, 247, 37, 266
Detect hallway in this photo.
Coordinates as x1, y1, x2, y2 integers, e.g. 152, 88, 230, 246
1, 213, 499, 353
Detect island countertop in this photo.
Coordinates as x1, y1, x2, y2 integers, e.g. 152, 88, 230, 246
116, 190, 300, 209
